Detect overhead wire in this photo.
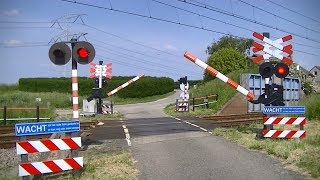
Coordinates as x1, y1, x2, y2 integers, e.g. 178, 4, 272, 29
180, 0, 320, 44
88, 36, 195, 68
59, 0, 320, 57
92, 42, 202, 77
265, 0, 320, 25
236, 0, 320, 34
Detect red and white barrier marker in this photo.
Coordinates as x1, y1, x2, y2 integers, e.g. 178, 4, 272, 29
184, 52, 255, 100
72, 69, 79, 120
16, 137, 82, 155
263, 130, 306, 139
107, 73, 144, 97
19, 157, 83, 176
263, 117, 306, 125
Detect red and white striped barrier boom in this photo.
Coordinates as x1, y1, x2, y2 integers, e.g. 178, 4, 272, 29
107, 73, 145, 97
263, 130, 305, 139
263, 117, 306, 125
184, 52, 255, 100
19, 157, 83, 176
16, 137, 81, 155
72, 69, 79, 120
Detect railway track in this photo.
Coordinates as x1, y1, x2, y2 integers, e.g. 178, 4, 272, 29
0, 121, 98, 149
201, 113, 264, 127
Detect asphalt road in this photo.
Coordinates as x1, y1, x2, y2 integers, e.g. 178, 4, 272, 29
88, 91, 305, 179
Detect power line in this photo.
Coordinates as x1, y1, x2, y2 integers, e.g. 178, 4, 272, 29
60, 0, 320, 56
236, 0, 320, 34
93, 42, 195, 76
92, 41, 204, 77
265, 0, 320, 25
88, 36, 192, 68
2, 18, 320, 52
180, 0, 320, 44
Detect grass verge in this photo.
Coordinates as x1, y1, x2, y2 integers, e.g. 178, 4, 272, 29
79, 148, 136, 180
212, 121, 320, 178
164, 70, 253, 117
55, 113, 125, 122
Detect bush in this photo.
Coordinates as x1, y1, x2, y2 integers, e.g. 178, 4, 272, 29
18, 76, 174, 98
204, 48, 247, 82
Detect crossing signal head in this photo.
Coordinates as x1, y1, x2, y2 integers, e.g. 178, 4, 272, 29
73, 41, 95, 65
259, 62, 289, 79
48, 42, 71, 65
274, 62, 289, 78
259, 62, 274, 78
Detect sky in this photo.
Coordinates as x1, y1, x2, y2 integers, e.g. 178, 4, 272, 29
0, 0, 319, 84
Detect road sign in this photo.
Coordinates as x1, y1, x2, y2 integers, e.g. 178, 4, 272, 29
263, 106, 305, 114
15, 120, 80, 136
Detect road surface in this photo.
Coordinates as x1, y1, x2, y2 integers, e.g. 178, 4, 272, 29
90, 91, 306, 179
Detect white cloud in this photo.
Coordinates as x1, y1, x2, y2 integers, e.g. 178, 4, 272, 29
3, 9, 20, 16
3, 40, 23, 47
164, 44, 178, 51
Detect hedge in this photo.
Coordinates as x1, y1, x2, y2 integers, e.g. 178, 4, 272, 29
18, 76, 174, 98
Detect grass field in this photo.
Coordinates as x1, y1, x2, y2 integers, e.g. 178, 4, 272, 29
0, 85, 174, 123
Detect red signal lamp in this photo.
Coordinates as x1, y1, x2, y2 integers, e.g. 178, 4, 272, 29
77, 48, 89, 58
274, 62, 289, 78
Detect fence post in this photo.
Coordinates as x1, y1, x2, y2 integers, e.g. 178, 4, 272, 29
176, 99, 178, 111
205, 95, 209, 109
111, 101, 114, 114
36, 106, 40, 122
21, 135, 29, 180
192, 98, 195, 111
3, 106, 7, 125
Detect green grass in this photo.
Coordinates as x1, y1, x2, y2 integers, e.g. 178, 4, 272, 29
212, 121, 320, 178
55, 113, 125, 122
165, 69, 255, 117
0, 84, 18, 94
79, 149, 136, 180
299, 93, 320, 120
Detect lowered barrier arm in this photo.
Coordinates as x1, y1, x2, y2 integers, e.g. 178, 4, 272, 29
183, 52, 255, 100
106, 73, 145, 97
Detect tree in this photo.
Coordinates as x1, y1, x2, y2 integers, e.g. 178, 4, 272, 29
206, 36, 253, 55
288, 64, 316, 95
204, 48, 247, 81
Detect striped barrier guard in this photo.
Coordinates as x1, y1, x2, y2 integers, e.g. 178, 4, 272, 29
183, 52, 255, 100
175, 100, 189, 112
19, 157, 83, 176
107, 73, 144, 97
262, 117, 306, 139
16, 137, 83, 176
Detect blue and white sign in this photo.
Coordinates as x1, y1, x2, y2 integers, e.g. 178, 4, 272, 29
15, 120, 80, 136
263, 106, 305, 114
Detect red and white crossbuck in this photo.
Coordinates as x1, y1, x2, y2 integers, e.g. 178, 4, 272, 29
252, 32, 293, 65
89, 62, 112, 79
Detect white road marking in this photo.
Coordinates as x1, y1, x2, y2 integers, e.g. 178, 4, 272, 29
121, 122, 131, 146
172, 116, 212, 134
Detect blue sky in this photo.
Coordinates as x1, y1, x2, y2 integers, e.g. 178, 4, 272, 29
0, 0, 319, 84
